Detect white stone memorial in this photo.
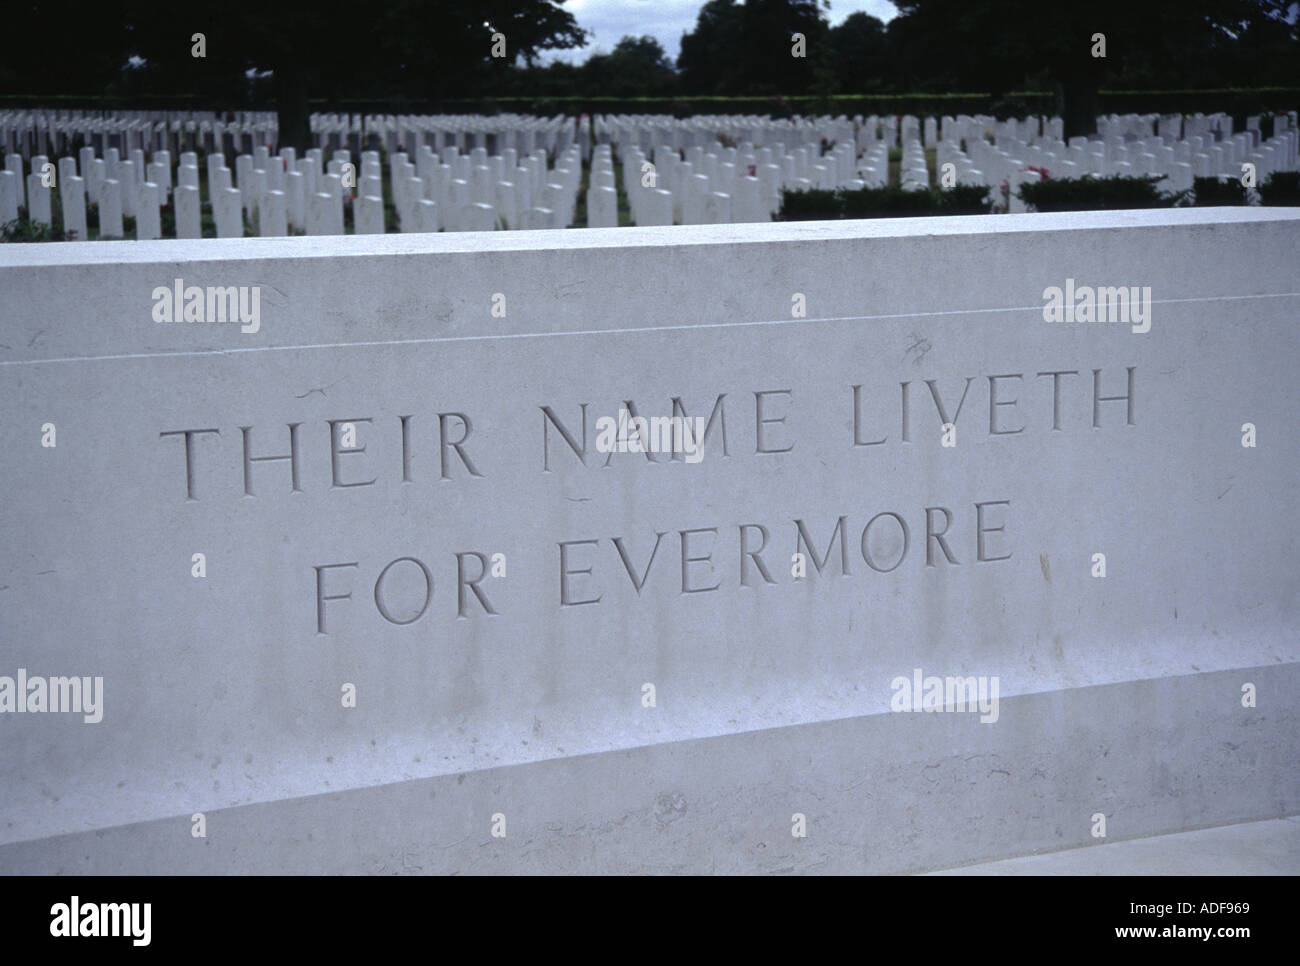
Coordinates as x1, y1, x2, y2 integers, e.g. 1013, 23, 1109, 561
98, 178, 123, 239
0, 209, 1296, 873
174, 185, 202, 240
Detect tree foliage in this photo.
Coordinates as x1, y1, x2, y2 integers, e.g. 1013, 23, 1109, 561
888, 0, 1296, 135
1, 0, 1295, 144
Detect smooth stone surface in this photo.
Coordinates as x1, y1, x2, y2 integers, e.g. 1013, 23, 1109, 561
355, 194, 385, 235
134, 182, 161, 239
927, 816, 1300, 876
98, 178, 123, 238
259, 188, 288, 237
25, 175, 51, 225
61, 176, 87, 241
174, 185, 201, 239
0, 209, 1297, 873
0, 169, 18, 224
415, 198, 438, 233
214, 187, 243, 239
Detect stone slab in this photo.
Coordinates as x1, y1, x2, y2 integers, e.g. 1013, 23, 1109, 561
928, 815, 1300, 876
1, 209, 1298, 872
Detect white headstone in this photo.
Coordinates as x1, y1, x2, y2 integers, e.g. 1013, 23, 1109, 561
306, 190, 343, 236
135, 182, 161, 239
98, 178, 123, 238
174, 185, 201, 239
414, 198, 439, 233
214, 187, 244, 238
4, 155, 24, 211
644, 188, 674, 226
26, 174, 52, 226
494, 181, 517, 229
285, 170, 306, 231
235, 155, 255, 213
0, 170, 18, 225
733, 175, 763, 223
462, 201, 498, 232
587, 185, 617, 228
117, 160, 137, 217
355, 194, 385, 235
542, 182, 569, 227
519, 207, 553, 229
78, 146, 96, 183
446, 179, 470, 231
61, 176, 87, 241
58, 157, 78, 194
259, 189, 288, 237
152, 151, 172, 191
88, 159, 106, 204
704, 191, 732, 224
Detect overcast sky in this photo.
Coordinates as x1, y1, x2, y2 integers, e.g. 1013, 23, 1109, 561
539, 0, 900, 64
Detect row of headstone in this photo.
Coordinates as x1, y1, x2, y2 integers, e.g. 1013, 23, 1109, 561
381, 141, 580, 232
618, 136, 873, 226
598, 113, 854, 159
316, 113, 575, 162
6, 107, 1294, 166
4, 109, 1296, 238
0, 109, 284, 162
0, 132, 590, 238
603, 108, 1294, 222
585, 146, 619, 228
0, 110, 577, 164
0, 146, 178, 239
935, 111, 1300, 210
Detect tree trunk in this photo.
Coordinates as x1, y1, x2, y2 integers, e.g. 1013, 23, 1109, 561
274, 60, 311, 154
1060, 74, 1100, 141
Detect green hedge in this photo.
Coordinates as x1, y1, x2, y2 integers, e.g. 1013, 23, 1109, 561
1192, 176, 1248, 206
1098, 89, 1299, 126
1259, 171, 1300, 206
778, 184, 994, 220
1017, 174, 1184, 211
3, 89, 1294, 121
489, 93, 1060, 120
1, 215, 67, 242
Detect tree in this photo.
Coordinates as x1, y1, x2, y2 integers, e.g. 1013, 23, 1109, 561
582, 36, 677, 97
114, 1, 587, 150
678, 0, 832, 96
829, 12, 890, 93
890, 0, 1294, 138
0, 5, 134, 99
677, 0, 746, 94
